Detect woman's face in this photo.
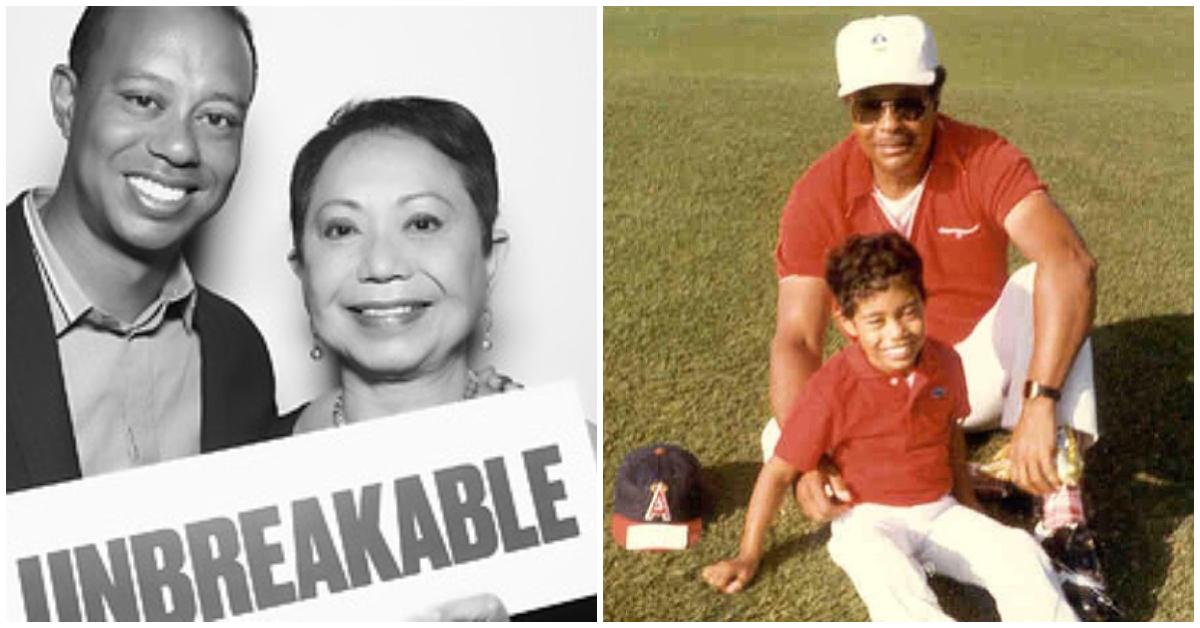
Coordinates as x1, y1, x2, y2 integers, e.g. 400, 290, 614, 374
297, 130, 491, 380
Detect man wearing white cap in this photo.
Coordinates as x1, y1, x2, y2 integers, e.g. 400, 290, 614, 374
764, 15, 1119, 620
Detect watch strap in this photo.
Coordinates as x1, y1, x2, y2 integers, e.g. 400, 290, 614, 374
1023, 380, 1062, 401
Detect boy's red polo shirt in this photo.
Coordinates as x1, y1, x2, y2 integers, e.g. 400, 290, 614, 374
774, 114, 1046, 345
774, 338, 971, 507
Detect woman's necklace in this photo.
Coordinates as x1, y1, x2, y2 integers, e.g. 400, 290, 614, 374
331, 369, 482, 428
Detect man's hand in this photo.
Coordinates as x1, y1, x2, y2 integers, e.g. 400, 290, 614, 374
1009, 397, 1061, 495
701, 556, 759, 594
793, 457, 852, 522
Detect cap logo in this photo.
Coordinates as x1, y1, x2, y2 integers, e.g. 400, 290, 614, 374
644, 481, 672, 522
932, 386, 946, 399
870, 32, 888, 49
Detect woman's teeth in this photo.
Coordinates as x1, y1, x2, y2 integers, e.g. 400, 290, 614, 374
361, 304, 417, 317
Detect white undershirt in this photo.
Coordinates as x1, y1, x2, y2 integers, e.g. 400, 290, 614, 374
873, 174, 928, 238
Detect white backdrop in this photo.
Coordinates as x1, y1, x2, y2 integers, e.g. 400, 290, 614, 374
5, 7, 599, 422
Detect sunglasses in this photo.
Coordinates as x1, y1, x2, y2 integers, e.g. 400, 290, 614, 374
850, 96, 931, 123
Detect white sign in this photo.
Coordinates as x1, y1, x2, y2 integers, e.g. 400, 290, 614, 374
6, 382, 596, 621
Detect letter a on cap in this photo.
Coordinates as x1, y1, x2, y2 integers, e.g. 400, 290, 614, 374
643, 482, 672, 522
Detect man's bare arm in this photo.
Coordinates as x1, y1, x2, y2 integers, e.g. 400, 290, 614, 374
769, 276, 831, 425
1002, 190, 1098, 494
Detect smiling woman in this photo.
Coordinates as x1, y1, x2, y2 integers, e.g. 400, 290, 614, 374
278, 98, 511, 434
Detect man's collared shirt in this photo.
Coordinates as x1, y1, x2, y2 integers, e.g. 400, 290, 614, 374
24, 188, 202, 477
774, 114, 1047, 345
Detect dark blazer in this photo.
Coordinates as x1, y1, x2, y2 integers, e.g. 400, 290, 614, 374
6, 193, 279, 493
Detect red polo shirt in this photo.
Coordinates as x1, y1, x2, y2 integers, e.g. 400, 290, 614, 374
774, 338, 970, 507
774, 114, 1046, 345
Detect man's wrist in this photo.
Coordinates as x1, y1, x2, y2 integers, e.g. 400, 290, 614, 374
1017, 394, 1057, 431
1022, 379, 1062, 401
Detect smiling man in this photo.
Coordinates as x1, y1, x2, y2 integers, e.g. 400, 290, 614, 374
7, 7, 277, 492
762, 15, 1120, 620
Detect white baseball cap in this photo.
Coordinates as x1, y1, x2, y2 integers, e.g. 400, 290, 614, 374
835, 15, 938, 98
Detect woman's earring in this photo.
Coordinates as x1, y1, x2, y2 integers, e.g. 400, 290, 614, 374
480, 308, 494, 352
309, 342, 323, 361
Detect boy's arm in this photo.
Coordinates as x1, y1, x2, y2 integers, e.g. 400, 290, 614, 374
702, 457, 800, 594
950, 423, 981, 511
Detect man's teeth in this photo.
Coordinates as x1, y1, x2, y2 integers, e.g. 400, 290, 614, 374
128, 176, 186, 203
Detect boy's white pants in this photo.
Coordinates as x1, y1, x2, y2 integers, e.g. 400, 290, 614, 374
762, 263, 1099, 461
827, 495, 1078, 621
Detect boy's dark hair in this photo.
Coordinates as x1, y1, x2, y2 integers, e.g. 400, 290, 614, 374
69, 7, 259, 96
825, 232, 926, 318
289, 96, 499, 260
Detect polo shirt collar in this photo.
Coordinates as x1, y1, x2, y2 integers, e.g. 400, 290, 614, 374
23, 188, 198, 337
844, 338, 943, 381
843, 113, 967, 213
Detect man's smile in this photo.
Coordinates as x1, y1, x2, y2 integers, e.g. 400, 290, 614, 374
126, 175, 194, 214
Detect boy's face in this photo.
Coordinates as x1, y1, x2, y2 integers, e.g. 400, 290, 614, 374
838, 279, 926, 373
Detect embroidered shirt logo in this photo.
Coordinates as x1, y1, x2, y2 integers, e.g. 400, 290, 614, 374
932, 386, 946, 400
644, 481, 672, 522
936, 224, 980, 239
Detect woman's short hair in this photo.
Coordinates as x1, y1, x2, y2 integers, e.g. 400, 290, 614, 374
289, 97, 499, 259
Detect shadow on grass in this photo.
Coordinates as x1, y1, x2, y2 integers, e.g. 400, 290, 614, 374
704, 460, 761, 520
946, 314, 1194, 620
1086, 314, 1193, 619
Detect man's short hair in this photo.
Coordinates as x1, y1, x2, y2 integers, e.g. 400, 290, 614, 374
68, 7, 259, 95
825, 232, 926, 318
289, 96, 499, 259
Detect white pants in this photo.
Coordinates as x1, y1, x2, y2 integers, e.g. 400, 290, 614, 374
827, 496, 1078, 621
762, 263, 1099, 461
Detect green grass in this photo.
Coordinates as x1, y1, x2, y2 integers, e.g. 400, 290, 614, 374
603, 7, 1193, 621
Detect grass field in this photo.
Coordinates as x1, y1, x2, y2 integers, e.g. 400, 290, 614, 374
602, 7, 1193, 621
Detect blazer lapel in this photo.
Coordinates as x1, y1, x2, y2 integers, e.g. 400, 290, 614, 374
7, 194, 82, 488
195, 290, 229, 453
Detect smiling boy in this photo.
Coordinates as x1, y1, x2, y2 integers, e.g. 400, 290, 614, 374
703, 233, 1076, 621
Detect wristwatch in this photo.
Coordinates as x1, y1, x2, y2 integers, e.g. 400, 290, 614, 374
1023, 379, 1062, 401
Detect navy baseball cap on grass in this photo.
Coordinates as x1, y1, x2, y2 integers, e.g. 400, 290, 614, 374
611, 444, 707, 551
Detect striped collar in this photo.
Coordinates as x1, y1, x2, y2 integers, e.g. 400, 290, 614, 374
23, 188, 197, 337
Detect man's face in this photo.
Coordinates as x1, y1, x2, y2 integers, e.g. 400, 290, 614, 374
848, 84, 936, 185
54, 7, 254, 256
839, 279, 926, 373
